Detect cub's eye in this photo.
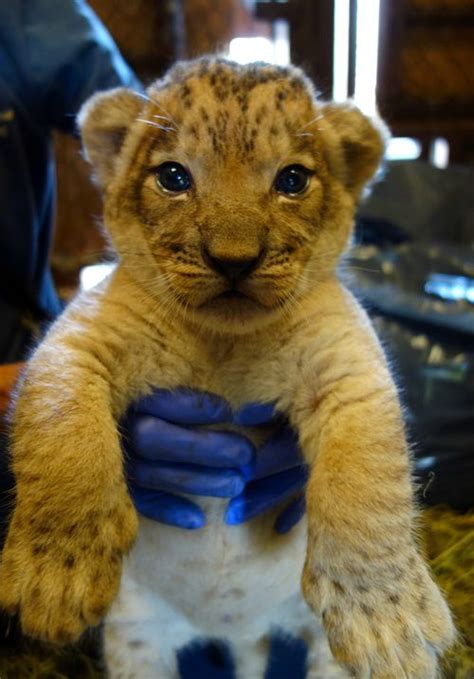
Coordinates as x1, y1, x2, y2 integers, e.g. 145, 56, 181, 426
274, 165, 311, 195
155, 162, 192, 193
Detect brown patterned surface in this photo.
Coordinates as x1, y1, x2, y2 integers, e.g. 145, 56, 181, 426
377, 0, 474, 162
184, 0, 257, 57
88, 0, 182, 79
185, 0, 235, 56
401, 27, 474, 105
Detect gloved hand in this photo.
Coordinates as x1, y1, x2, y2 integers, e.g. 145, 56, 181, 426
124, 390, 307, 534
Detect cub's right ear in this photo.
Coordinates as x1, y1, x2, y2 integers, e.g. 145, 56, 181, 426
78, 88, 144, 188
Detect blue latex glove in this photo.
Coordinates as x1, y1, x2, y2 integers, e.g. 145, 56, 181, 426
125, 390, 307, 533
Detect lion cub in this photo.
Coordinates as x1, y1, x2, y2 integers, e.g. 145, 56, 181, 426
0, 58, 454, 678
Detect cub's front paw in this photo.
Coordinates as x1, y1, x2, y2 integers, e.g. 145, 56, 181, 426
0, 493, 138, 643
302, 552, 455, 679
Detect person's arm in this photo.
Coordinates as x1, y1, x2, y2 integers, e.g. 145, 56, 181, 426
8, 0, 141, 132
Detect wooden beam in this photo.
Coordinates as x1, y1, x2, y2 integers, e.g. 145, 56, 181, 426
347, 0, 357, 97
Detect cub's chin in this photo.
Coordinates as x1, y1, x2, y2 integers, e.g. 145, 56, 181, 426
191, 290, 282, 335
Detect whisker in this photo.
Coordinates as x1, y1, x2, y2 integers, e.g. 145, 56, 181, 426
297, 115, 324, 133
132, 278, 185, 327
152, 114, 177, 129
135, 118, 176, 133
148, 100, 179, 129
123, 263, 214, 280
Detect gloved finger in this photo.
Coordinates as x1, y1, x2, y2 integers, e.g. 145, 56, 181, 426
224, 465, 308, 525
240, 425, 302, 481
129, 416, 255, 467
132, 389, 233, 425
233, 402, 277, 426
274, 494, 306, 534
130, 487, 206, 530
130, 460, 246, 498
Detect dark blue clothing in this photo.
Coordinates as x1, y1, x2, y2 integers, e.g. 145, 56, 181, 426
0, 0, 140, 362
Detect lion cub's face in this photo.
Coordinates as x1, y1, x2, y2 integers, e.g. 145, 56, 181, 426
80, 58, 385, 333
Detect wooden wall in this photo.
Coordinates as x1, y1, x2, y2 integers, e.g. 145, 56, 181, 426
377, 0, 474, 162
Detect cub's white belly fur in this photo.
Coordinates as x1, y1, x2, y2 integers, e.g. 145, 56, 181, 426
109, 498, 306, 633
102, 499, 337, 678
102, 422, 341, 678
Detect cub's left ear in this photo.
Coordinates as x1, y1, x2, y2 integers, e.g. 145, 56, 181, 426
321, 102, 389, 199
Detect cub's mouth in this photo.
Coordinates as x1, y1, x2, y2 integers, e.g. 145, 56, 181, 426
215, 290, 248, 301
199, 288, 266, 315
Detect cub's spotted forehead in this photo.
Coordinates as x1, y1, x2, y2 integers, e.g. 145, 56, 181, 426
156, 57, 315, 107
142, 58, 320, 161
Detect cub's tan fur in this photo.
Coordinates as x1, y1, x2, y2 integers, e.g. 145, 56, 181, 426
0, 58, 454, 677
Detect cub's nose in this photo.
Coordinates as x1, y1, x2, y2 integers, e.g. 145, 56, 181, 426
202, 248, 263, 283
